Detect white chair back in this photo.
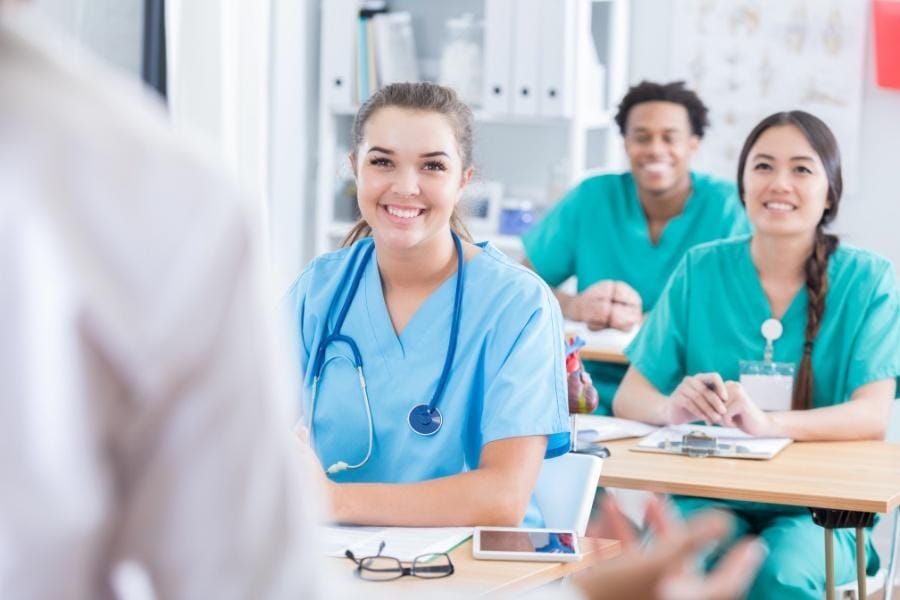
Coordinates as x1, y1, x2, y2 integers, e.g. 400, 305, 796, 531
533, 452, 603, 537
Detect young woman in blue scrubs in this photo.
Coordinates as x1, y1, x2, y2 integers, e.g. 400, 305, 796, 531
287, 83, 569, 528
614, 111, 900, 599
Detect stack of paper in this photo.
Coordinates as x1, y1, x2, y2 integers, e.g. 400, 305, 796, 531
323, 525, 472, 562
575, 414, 658, 444
634, 424, 793, 460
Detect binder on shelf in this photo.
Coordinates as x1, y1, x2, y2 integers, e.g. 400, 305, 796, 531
512, 0, 540, 116
366, 16, 377, 96
577, 5, 606, 119
538, 0, 579, 117
357, 1, 388, 104
372, 12, 419, 87
483, 0, 514, 115
320, 0, 357, 108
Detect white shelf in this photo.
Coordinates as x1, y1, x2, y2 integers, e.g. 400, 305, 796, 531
314, 0, 629, 256
331, 104, 613, 128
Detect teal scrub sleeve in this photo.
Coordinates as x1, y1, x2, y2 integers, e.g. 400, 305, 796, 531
479, 283, 570, 457
521, 184, 582, 287
625, 256, 691, 395
725, 196, 753, 237
845, 264, 900, 396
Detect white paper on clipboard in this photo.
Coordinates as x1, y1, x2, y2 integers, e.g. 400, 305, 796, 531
633, 424, 793, 460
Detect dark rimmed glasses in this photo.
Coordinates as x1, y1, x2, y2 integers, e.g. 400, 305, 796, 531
344, 540, 455, 581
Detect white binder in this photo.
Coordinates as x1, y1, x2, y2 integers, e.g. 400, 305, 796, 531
483, 0, 514, 115
538, 0, 580, 117
512, 0, 540, 116
321, 0, 357, 108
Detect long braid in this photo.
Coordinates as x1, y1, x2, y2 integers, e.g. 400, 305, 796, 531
791, 229, 839, 410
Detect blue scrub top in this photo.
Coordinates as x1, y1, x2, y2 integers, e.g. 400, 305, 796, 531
287, 238, 570, 527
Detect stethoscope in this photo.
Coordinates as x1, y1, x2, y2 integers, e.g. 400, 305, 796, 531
308, 232, 465, 474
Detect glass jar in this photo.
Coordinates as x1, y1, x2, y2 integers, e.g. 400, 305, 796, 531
439, 14, 484, 106
499, 199, 536, 236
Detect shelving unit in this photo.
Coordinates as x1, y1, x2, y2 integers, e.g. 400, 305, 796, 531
314, 0, 629, 257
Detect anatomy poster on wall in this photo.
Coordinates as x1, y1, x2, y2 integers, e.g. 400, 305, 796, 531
670, 0, 867, 192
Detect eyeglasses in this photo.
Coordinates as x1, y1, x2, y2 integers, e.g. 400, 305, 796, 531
344, 540, 455, 582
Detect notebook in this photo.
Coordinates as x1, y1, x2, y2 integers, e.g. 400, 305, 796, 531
574, 414, 658, 444
564, 320, 639, 354
632, 424, 793, 460
323, 525, 472, 561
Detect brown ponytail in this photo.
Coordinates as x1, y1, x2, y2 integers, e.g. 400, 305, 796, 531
736, 110, 843, 411
792, 229, 839, 410
341, 82, 476, 248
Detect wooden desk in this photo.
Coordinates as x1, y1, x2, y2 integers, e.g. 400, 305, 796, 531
579, 347, 628, 364
565, 322, 631, 365
599, 438, 900, 513
598, 437, 900, 599
335, 537, 619, 596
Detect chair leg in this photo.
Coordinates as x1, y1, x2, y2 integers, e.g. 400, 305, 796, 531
884, 507, 899, 600
857, 526, 867, 599
827, 527, 835, 600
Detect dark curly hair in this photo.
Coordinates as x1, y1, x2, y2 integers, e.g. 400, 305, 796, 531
614, 81, 709, 139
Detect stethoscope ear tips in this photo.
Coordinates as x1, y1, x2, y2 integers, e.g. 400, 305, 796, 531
326, 461, 349, 474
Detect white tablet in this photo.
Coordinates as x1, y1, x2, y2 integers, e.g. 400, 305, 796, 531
472, 526, 582, 562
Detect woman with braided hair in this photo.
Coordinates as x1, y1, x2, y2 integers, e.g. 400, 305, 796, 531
613, 110, 900, 599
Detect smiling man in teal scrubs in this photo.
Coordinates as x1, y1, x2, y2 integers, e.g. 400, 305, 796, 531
523, 81, 750, 413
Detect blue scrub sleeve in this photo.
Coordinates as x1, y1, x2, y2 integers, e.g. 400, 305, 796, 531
625, 256, 690, 395
846, 264, 900, 396
479, 282, 570, 457
282, 268, 314, 370
521, 184, 582, 287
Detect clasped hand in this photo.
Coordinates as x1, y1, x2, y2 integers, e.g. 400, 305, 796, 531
572, 280, 642, 331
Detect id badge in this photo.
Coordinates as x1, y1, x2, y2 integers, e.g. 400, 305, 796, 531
739, 360, 795, 411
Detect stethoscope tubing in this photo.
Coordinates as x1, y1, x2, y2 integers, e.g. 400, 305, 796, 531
307, 232, 465, 472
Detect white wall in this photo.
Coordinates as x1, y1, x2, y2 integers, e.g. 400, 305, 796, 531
268, 0, 320, 293
32, 0, 143, 77
630, 0, 900, 273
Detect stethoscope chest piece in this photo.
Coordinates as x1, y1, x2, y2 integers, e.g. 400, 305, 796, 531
408, 404, 443, 436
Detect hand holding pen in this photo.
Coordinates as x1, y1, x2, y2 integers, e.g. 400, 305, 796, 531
667, 373, 729, 425
571, 280, 643, 331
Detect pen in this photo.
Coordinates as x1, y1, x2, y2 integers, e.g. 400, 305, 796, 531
704, 380, 728, 415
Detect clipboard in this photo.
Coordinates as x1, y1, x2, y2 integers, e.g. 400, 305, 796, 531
632, 424, 793, 460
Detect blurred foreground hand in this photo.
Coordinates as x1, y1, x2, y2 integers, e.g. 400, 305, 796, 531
576, 495, 765, 600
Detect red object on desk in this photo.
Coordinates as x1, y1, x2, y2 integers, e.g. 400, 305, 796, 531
565, 336, 599, 414
874, 0, 900, 89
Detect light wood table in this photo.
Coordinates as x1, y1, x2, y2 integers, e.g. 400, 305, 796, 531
598, 437, 900, 599
564, 322, 631, 365
334, 537, 620, 596
579, 347, 628, 365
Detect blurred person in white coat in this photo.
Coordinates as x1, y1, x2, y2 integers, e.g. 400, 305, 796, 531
0, 5, 764, 600
0, 6, 319, 599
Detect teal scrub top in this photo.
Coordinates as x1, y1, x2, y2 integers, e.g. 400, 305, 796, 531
286, 238, 570, 527
626, 235, 900, 406
522, 171, 750, 310
522, 171, 750, 410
